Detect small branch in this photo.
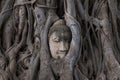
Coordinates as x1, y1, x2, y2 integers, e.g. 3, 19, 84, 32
14, 0, 37, 7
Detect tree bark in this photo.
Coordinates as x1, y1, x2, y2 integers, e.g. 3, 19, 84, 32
0, 0, 120, 80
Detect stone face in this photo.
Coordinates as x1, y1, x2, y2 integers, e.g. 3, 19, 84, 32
49, 32, 69, 59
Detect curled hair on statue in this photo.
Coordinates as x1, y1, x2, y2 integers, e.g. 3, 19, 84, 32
48, 19, 72, 40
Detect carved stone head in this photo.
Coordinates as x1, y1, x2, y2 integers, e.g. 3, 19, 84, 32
48, 19, 72, 59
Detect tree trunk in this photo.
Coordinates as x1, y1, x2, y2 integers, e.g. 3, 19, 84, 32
0, 0, 120, 80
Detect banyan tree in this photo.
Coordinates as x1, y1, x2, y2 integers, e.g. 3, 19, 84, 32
0, 0, 120, 80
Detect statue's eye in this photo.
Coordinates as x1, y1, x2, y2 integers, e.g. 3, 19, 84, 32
53, 37, 60, 43
65, 39, 70, 42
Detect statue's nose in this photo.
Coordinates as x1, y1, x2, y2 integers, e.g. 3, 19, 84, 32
59, 41, 68, 52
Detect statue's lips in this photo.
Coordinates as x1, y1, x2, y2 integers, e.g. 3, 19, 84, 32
56, 52, 67, 54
